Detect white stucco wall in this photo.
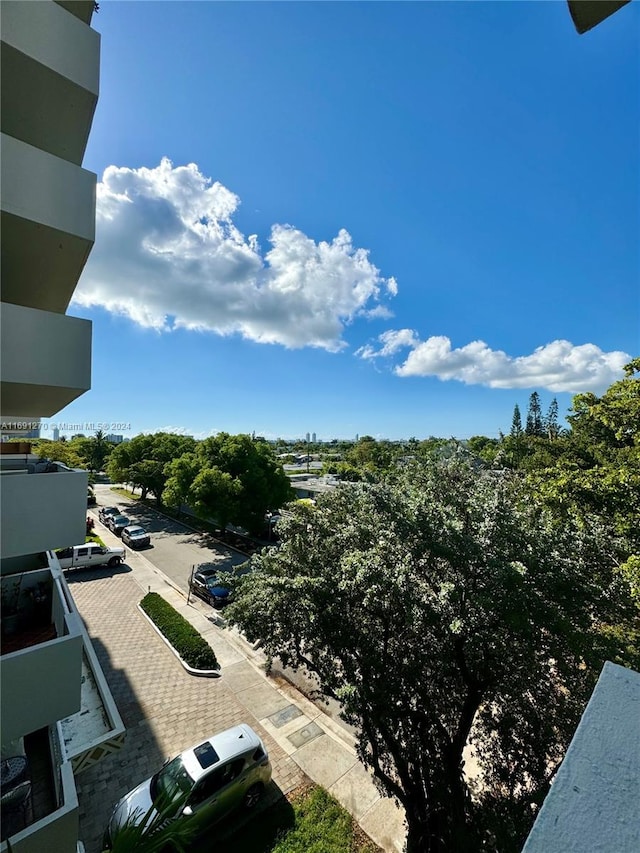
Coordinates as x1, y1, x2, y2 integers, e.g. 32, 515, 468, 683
1, 133, 95, 240
522, 661, 640, 853
0, 303, 92, 418
0, 469, 88, 558
2, 0, 99, 95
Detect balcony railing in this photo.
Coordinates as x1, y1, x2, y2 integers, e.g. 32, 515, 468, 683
1, 569, 83, 745
0, 724, 79, 853
1, 562, 125, 850
2, 0, 99, 165
0, 465, 88, 559
1, 136, 96, 314
0, 442, 32, 455
0, 302, 92, 417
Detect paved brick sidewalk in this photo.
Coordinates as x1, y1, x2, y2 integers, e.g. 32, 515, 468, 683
69, 571, 305, 853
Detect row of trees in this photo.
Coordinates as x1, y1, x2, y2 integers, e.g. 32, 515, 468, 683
107, 432, 292, 536
225, 360, 640, 852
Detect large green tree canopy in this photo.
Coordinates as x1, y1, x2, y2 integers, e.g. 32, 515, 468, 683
227, 459, 634, 852
197, 433, 293, 534
107, 433, 196, 499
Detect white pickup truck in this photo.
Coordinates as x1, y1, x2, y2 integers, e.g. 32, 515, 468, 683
56, 543, 126, 570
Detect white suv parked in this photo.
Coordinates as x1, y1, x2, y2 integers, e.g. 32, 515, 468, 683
104, 724, 272, 848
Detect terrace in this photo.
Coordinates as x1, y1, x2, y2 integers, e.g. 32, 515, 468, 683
0, 561, 125, 852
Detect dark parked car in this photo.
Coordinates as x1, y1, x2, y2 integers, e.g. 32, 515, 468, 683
99, 506, 121, 524
190, 568, 233, 608
121, 525, 150, 549
108, 515, 130, 536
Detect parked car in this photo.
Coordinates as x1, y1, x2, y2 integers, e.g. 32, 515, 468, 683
108, 515, 130, 536
190, 568, 232, 608
103, 724, 272, 850
121, 525, 150, 549
57, 543, 125, 571
99, 506, 121, 525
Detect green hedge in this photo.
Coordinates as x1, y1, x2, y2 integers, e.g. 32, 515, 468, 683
140, 592, 219, 671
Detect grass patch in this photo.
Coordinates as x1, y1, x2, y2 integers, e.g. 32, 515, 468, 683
140, 592, 219, 671
199, 786, 381, 853
270, 786, 379, 853
111, 486, 142, 501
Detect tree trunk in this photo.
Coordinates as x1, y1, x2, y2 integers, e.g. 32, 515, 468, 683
404, 775, 475, 853
404, 797, 431, 853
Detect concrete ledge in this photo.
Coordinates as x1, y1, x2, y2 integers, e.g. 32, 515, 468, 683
137, 605, 220, 679
523, 661, 640, 853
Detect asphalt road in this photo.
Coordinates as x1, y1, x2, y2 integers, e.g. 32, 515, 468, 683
90, 484, 249, 593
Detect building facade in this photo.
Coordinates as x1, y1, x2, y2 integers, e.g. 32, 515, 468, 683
1, 3, 124, 851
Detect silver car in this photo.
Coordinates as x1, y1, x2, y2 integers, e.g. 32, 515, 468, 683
108, 514, 130, 536
121, 525, 150, 549
104, 724, 272, 848
98, 506, 120, 525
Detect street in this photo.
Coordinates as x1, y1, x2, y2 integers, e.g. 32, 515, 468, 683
89, 482, 357, 742
90, 483, 249, 592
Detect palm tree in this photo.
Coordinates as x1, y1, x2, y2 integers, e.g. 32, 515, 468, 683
103, 796, 199, 853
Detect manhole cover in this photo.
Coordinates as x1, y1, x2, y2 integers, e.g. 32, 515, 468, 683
268, 704, 303, 728
287, 721, 323, 748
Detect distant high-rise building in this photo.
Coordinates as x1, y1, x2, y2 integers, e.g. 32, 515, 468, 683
106, 434, 124, 444
355, 433, 359, 442
306, 432, 310, 443
52, 427, 60, 441
312, 432, 316, 443
24, 428, 40, 439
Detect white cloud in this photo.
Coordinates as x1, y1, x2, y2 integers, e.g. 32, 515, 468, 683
362, 305, 395, 320
74, 159, 395, 351
359, 333, 629, 393
356, 328, 419, 360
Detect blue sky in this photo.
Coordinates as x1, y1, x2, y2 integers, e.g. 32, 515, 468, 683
53, 0, 637, 441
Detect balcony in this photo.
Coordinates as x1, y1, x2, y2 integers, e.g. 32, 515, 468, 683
0, 560, 125, 778
0, 303, 91, 420
1, 0, 99, 166
1, 569, 83, 745
0, 134, 96, 314
1, 725, 79, 853
0, 465, 87, 561
51, 554, 126, 770
0, 443, 32, 455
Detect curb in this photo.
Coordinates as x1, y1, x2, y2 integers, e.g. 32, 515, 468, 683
137, 604, 221, 678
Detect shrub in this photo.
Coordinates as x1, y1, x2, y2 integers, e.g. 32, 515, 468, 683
140, 592, 219, 670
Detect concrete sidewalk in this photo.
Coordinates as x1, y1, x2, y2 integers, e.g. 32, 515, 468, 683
87, 532, 407, 852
